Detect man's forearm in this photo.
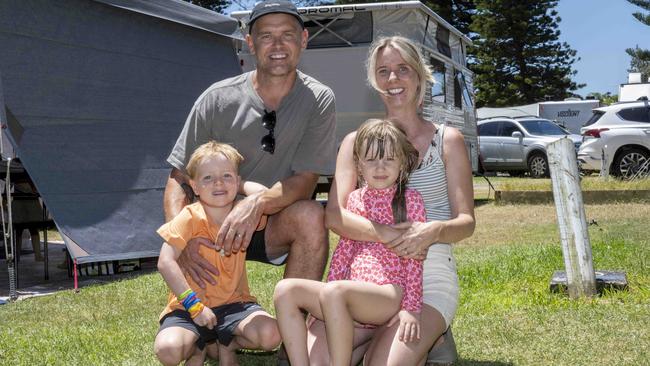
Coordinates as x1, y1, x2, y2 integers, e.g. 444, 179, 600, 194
257, 172, 319, 215
164, 168, 192, 222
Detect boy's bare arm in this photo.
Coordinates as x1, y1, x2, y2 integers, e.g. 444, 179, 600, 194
158, 243, 194, 296
158, 243, 216, 329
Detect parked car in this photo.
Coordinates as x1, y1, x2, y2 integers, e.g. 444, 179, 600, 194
578, 100, 650, 178
478, 116, 582, 178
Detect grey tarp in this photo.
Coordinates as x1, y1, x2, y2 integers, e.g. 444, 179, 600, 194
0, 0, 241, 263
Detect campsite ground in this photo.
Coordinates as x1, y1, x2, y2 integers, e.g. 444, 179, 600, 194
1, 179, 649, 365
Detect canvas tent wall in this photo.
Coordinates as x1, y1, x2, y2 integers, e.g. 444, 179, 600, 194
0, 0, 241, 264
232, 0, 480, 172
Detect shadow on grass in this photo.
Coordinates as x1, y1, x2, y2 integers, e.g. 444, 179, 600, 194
474, 198, 493, 207
456, 360, 514, 366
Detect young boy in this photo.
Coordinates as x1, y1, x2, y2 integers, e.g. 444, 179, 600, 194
154, 141, 280, 366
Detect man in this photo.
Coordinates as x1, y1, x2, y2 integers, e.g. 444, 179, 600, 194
164, 0, 336, 287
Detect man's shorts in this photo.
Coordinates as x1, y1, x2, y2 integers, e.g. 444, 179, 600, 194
158, 302, 263, 349
245, 229, 288, 266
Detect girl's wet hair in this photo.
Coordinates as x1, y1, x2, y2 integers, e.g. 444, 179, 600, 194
353, 119, 419, 223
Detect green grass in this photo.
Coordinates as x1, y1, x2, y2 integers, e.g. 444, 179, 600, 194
1, 201, 649, 365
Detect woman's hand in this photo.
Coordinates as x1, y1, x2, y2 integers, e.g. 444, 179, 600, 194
375, 223, 407, 244
385, 221, 442, 260
397, 310, 420, 343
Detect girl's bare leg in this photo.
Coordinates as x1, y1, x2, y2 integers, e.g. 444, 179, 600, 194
319, 281, 402, 366
364, 304, 447, 366
274, 279, 327, 366
307, 318, 375, 366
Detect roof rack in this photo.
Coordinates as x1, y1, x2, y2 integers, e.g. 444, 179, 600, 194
612, 98, 650, 105
477, 115, 517, 120
511, 115, 540, 119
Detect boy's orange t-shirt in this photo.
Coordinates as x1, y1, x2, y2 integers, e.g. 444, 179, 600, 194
157, 202, 262, 320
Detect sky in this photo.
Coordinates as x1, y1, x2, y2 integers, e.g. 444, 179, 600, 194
557, 0, 649, 96
226, 1, 650, 97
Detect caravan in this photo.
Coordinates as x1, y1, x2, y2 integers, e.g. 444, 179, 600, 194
232, 1, 480, 172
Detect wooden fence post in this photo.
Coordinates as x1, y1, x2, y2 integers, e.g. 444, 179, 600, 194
547, 138, 597, 298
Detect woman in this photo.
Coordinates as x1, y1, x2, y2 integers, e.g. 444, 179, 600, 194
319, 36, 475, 365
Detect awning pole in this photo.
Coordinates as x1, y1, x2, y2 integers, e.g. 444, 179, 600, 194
2, 158, 17, 300
73, 258, 79, 293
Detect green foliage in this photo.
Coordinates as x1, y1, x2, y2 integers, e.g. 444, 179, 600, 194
183, 0, 231, 14
586, 92, 619, 105
421, 0, 476, 36
470, 0, 582, 107
626, 46, 650, 82
627, 0, 650, 25
626, 1, 650, 81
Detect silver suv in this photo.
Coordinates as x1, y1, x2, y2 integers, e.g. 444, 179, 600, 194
478, 116, 582, 178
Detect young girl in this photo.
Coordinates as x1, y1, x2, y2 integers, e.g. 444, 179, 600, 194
273, 119, 425, 366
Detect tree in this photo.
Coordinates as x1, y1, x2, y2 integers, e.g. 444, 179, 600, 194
627, 0, 650, 25
420, 1, 476, 36
183, 0, 231, 14
585, 92, 618, 106
469, 0, 582, 107
625, 1, 650, 81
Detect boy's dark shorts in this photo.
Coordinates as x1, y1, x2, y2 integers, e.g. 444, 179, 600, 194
158, 302, 263, 349
245, 229, 288, 266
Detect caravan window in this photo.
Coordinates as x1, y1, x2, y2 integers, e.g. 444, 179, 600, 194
430, 58, 446, 103
304, 12, 373, 48
454, 69, 462, 109
436, 26, 451, 58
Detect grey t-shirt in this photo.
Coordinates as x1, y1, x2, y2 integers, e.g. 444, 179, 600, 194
168, 70, 336, 187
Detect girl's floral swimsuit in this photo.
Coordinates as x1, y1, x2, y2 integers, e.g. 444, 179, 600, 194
327, 185, 426, 313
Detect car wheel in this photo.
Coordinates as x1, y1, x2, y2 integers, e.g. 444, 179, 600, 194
528, 152, 549, 178
611, 147, 650, 180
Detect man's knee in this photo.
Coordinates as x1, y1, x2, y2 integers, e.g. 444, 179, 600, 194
288, 200, 326, 233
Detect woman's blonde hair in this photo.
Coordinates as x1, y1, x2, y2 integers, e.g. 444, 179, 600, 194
186, 141, 244, 179
366, 36, 434, 105
353, 119, 419, 223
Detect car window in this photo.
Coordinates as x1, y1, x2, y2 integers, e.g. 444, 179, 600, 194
500, 122, 521, 137
478, 122, 498, 136
617, 107, 650, 123
519, 120, 568, 135
583, 111, 604, 127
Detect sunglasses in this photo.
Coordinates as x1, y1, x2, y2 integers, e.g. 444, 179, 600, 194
261, 110, 276, 154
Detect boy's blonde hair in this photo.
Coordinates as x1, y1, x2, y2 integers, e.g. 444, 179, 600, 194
353, 119, 419, 223
186, 141, 244, 179
366, 36, 434, 105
